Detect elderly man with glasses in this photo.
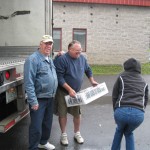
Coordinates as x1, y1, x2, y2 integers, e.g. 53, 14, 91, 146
54, 40, 98, 146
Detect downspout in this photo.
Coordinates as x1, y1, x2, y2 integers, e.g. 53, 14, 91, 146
45, 0, 54, 57
52, 0, 54, 57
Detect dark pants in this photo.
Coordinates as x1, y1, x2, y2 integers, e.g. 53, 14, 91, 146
29, 98, 54, 150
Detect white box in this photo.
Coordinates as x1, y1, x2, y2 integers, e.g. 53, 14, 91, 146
65, 82, 109, 107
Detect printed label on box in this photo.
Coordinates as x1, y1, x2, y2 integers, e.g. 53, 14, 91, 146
65, 82, 109, 107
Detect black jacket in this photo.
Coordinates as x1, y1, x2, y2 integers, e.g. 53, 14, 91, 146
112, 58, 149, 111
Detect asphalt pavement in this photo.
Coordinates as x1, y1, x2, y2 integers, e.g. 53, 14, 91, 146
0, 75, 150, 150
50, 75, 150, 150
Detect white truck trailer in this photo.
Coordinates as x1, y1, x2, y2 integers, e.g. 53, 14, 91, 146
0, 0, 53, 133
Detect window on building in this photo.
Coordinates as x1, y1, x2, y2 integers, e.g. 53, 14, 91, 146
53, 28, 62, 52
73, 29, 87, 52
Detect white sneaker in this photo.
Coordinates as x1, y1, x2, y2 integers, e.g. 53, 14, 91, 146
60, 133, 68, 146
74, 131, 84, 144
38, 142, 55, 150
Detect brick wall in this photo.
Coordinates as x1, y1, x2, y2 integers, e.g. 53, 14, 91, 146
53, 2, 150, 64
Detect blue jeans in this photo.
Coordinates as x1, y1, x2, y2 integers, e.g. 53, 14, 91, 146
29, 98, 54, 150
111, 107, 144, 150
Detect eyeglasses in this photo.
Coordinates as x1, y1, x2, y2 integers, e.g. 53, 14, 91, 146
71, 48, 82, 52
43, 42, 53, 45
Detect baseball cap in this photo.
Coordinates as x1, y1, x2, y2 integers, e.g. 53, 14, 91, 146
41, 35, 53, 43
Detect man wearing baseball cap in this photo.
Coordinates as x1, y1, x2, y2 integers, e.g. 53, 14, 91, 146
24, 35, 58, 150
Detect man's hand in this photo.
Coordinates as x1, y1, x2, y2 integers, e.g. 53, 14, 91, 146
57, 50, 65, 56
68, 88, 76, 97
89, 77, 99, 87
91, 80, 99, 87
63, 83, 76, 97
31, 104, 39, 110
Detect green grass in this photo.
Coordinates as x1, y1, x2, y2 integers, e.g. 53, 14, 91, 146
142, 63, 150, 74
91, 62, 150, 75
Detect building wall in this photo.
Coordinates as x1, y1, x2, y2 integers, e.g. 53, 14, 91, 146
53, 2, 150, 64
53, 0, 150, 7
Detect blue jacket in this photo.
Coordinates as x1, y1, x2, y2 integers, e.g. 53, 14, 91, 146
54, 52, 92, 92
24, 50, 58, 106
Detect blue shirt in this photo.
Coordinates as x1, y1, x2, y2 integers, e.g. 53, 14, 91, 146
54, 52, 92, 92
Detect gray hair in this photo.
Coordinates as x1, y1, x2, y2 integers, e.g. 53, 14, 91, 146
68, 40, 81, 49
